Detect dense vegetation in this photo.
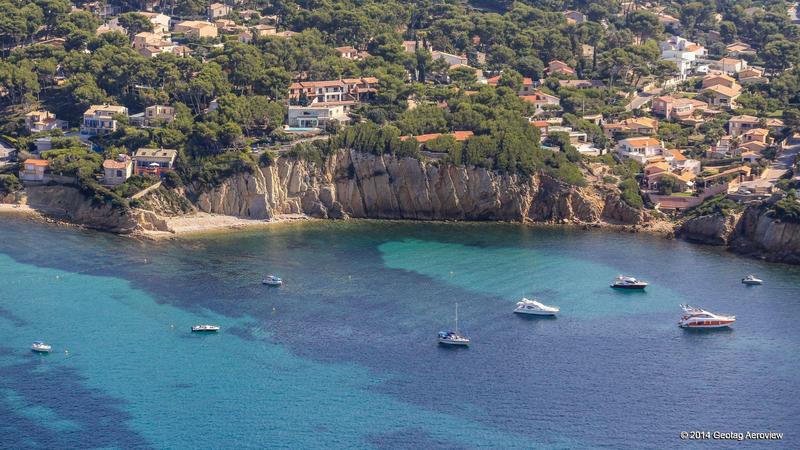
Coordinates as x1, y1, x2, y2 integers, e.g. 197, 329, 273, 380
1, 0, 800, 200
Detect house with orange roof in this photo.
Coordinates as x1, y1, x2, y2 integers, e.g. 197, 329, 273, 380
616, 137, 665, 164
20, 159, 49, 182
102, 154, 133, 185
651, 96, 708, 121
173, 20, 218, 39
520, 90, 560, 115
546, 60, 575, 77
602, 117, 658, 138
701, 73, 736, 89
728, 115, 759, 136
737, 67, 768, 85
725, 42, 755, 57
741, 128, 770, 144
24, 110, 67, 133
712, 57, 747, 75
701, 84, 741, 109
335, 46, 359, 60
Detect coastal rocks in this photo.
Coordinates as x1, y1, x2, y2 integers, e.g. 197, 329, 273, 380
678, 213, 741, 245
601, 194, 646, 225
25, 185, 171, 234
189, 149, 630, 225
678, 205, 800, 264
730, 206, 800, 264
25, 185, 141, 233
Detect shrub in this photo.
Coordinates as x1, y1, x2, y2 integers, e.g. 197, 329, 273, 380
0, 174, 21, 193
619, 178, 643, 209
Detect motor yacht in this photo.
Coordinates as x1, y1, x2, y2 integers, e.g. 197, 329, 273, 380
191, 325, 220, 332
610, 275, 648, 290
438, 303, 470, 346
31, 342, 52, 353
678, 304, 735, 329
262, 275, 283, 286
514, 298, 559, 316
741, 274, 763, 285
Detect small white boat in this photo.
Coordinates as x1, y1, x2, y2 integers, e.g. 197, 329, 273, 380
262, 275, 283, 286
741, 274, 763, 285
438, 303, 470, 346
514, 298, 559, 316
31, 342, 52, 353
678, 304, 735, 329
610, 275, 648, 290
191, 325, 220, 332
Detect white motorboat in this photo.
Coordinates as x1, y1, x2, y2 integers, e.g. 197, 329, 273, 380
262, 275, 283, 286
678, 304, 735, 329
514, 298, 559, 316
741, 274, 763, 285
438, 303, 470, 346
191, 324, 220, 332
610, 275, 648, 290
31, 342, 52, 353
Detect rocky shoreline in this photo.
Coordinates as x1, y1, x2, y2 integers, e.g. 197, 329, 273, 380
2, 150, 798, 263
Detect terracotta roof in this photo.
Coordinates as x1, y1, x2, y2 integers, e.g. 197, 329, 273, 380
668, 149, 687, 161
25, 159, 49, 167
744, 128, 769, 135
402, 131, 474, 143
621, 137, 661, 146
103, 159, 129, 169
730, 115, 759, 123
703, 84, 741, 97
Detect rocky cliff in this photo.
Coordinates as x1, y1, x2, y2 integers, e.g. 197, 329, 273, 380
679, 205, 800, 264
188, 149, 641, 225
25, 185, 169, 234
16, 150, 651, 235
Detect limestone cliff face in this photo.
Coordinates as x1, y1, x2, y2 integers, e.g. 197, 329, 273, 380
677, 212, 741, 245
730, 206, 800, 264
189, 149, 631, 225
679, 205, 800, 264
25, 185, 169, 234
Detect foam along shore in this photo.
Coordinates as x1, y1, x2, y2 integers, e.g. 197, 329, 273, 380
138, 212, 312, 239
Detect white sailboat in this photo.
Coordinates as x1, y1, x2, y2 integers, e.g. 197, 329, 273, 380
438, 303, 470, 346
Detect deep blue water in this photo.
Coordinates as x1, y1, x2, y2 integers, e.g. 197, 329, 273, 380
0, 216, 798, 449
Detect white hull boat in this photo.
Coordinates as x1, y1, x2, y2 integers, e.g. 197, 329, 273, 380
678, 304, 735, 329
191, 325, 220, 332
438, 303, 470, 346
31, 342, 51, 353
514, 298, 559, 316
262, 275, 283, 286
741, 275, 763, 285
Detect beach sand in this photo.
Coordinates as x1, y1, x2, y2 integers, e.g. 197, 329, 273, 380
138, 212, 312, 239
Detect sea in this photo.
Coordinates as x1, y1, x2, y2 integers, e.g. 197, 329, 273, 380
0, 215, 798, 449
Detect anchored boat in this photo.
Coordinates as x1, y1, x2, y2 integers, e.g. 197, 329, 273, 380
514, 298, 559, 316
610, 275, 648, 290
438, 303, 470, 346
678, 304, 735, 329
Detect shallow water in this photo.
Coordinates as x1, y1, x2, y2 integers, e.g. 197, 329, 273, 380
0, 217, 798, 449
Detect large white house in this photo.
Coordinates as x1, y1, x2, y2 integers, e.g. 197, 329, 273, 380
287, 102, 352, 128
660, 36, 707, 79
82, 104, 128, 135
616, 137, 665, 164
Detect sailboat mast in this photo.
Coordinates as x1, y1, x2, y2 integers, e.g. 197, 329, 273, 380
455, 303, 459, 334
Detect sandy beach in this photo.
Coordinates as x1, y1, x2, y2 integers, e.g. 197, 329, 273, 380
0, 203, 40, 216
138, 212, 313, 239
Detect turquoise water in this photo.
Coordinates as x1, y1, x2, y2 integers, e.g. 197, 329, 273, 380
0, 217, 798, 448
